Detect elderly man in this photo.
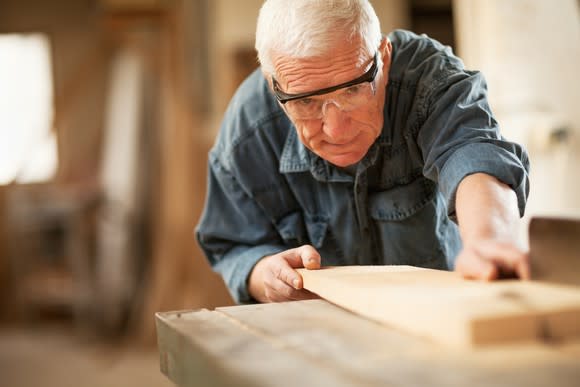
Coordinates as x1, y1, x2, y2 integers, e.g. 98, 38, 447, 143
196, 0, 530, 304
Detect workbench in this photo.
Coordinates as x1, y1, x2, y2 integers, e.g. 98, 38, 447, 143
156, 299, 580, 387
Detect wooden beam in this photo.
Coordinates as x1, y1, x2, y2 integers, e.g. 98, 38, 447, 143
298, 266, 580, 347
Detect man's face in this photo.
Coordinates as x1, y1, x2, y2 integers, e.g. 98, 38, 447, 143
271, 38, 391, 167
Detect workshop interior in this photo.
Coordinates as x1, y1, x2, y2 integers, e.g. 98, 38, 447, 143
0, 1, 579, 386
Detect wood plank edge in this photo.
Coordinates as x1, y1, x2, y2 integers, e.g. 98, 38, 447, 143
155, 312, 255, 387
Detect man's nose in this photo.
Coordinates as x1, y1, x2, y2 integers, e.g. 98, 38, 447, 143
322, 100, 349, 139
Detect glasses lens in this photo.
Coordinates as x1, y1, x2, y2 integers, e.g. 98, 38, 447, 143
286, 81, 375, 119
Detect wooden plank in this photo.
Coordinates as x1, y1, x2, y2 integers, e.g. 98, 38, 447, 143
156, 307, 367, 387
157, 300, 580, 387
298, 266, 580, 347
217, 300, 580, 386
216, 300, 435, 387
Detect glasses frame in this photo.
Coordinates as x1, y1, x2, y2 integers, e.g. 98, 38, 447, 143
272, 52, 379, 104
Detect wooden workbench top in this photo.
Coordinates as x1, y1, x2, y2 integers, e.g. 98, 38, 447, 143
156, 299, 580, 387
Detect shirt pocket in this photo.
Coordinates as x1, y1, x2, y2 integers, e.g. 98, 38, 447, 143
274, 211, 329, 250
368, 177, 449, 269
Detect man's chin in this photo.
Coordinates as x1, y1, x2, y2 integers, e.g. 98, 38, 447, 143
325, 152, 364, 168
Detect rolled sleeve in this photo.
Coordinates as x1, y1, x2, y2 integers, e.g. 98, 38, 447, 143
418, 69, 530, 219
439, 141, 530, 218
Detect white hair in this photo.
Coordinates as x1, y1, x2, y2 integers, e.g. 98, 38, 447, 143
255, 0, 382, 76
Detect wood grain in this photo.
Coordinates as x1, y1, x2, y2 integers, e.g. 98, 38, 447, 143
157, 300, 580, 387
297, 266, 580, 347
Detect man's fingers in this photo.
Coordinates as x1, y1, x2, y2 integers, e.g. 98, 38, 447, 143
271, 246, 321, 291
514, 254, 531, 280
270, 259, 302, 289
474, 241, 527, 264
299, 245, 321, 269
456, 251, 498, 281
280, 245, 321, 270
474, 242, 530, 280
456, 240, 530, 281
265, 277, 320, 301
249, 246, 323, 303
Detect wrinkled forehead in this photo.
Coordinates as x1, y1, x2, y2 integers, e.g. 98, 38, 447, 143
272, 42, 371, 94
273, 36, 368, 71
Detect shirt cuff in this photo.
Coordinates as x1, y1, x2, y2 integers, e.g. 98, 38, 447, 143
213, 244, 286, 304
439, 141, 530, 219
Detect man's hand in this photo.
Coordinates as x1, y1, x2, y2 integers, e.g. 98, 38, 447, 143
248, 245, 321, 303
454, 173, 530, 281
455, 239, 530, 280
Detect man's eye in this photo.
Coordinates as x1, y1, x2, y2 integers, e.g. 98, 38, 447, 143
344, 85, 362, 95
297, 98, 313, 106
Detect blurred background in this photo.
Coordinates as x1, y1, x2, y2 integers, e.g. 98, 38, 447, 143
0, 0, 578, 386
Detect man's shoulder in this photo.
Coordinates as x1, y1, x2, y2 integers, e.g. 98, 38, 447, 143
387, 29, 465, 83
212, 68, 291, 167
226, 68, 280, 124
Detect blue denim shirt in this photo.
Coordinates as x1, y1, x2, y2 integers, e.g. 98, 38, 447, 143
196, 30, 530, 303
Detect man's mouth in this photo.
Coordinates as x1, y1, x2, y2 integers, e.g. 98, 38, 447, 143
322, 132, 360, 148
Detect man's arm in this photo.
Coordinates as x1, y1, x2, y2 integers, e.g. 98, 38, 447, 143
454, 172, 530, 280
197, 151, 323, 304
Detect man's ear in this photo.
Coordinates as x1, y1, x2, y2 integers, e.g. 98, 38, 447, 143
262, 70, 274, 90
379, 36, 392, 72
